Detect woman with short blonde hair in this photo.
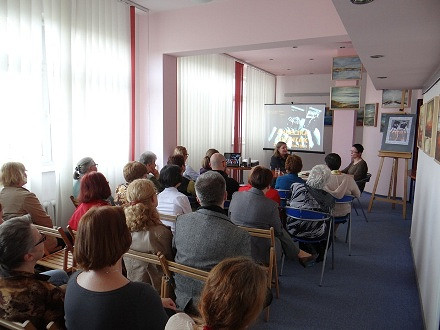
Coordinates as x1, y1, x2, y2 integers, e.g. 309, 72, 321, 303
123, 179, 173, 292
0, 162, 58, 252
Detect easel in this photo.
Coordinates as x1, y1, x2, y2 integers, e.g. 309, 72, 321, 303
368, 151, 412, 219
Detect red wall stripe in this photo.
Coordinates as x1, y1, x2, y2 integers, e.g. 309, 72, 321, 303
130, 6, 136, 161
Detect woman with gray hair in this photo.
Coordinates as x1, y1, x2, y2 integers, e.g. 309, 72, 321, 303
72, 157, 97, 199
0, 218, 65, 328
286, 164, 335, 262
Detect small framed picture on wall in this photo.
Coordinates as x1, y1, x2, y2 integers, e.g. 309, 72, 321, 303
363, 103, 378, 126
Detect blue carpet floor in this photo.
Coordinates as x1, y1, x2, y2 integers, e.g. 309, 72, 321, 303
252, 193, 423, 330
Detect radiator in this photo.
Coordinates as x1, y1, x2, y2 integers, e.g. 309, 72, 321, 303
42, 200, 56, 223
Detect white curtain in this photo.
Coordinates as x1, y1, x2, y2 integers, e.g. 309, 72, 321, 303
0, 0, 130, 226
178, 54, 235, 172
242, 65, 276, 164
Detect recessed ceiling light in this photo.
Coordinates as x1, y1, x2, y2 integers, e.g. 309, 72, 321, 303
339, 46, 346, 49
292, 46, 298, 48
309, 58, 314, 60
269, 58, 274, 61
287, 69, 291, 71
377, 76, 387, 79
370, 55, 384, 59
350, 0, 374, 4
309, 72, 314, 75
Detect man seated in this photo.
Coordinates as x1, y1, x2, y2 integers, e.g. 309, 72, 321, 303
173, 171, 251, 314
209, 153, 239, 200
0, 218, 65, 328
139, 151, 164, 193
324, 153, 361, 218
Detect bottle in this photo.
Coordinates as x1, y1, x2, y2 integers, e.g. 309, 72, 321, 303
247, 158, 251, 167
238, 156, 242, 167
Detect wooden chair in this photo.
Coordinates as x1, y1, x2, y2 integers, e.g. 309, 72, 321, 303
122, 250, 167, 297
66, 225, 76, 244
34, 225, 76, 273
157, 252, 209, 300
238, 226, 279, 297
0, 318, 36, 330
69, 195, 79, 208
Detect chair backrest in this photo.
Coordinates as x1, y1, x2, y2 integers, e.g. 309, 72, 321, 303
0, 318, 36, 330
356, 173, 372, 184
69, 196, 79, 208
276, 189, 290, 207
335, 195, 355, 204
223, 200, 231, 209
66, 225, 76, 245
158, 213, 177, 223
284, 207, 330, 221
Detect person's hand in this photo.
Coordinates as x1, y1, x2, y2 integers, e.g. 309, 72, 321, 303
161, 298, 176, 310
151, 167, 160, 179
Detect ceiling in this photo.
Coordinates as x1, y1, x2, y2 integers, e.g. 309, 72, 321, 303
129, 0, 440, 91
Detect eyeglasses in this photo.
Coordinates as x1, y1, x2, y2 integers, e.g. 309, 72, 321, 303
34, 233, 47, 247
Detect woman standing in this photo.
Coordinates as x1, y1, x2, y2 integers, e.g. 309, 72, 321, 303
65, 206, 174, 330
123, 179, 173, 292
270, 141, 289, 173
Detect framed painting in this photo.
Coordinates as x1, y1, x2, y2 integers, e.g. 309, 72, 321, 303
330, 86, 360, 110
324, 107, 332, 126
331, 56, 363, 80
423, 97, 436, 156
363, 103, 378, 127
380, 113, 390, 132
356, 107, 364, 126
381, 114, 416, 153
417, 104, 425, 150
435, 97, 440, 163
382, 89, 411, 108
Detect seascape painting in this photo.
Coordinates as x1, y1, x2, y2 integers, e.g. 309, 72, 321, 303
363, 103, 378, 127
382, 89, 410, 108
330, 86, 360, 109
417, 104, 425, 149
332, 56, 362, 80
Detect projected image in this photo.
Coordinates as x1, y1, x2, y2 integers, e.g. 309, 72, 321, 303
266, 104, 325, 152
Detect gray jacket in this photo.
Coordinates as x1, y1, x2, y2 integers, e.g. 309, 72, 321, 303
173, 207, 251, 311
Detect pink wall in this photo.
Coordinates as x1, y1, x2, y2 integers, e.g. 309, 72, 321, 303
136, 0, 349, 165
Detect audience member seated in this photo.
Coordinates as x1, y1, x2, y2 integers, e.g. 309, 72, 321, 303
238, 182, 280, 205
270, 141, 289, 173
209, 153, 239, 200
167, 155, 196, 197
325, 153, 361, 219
139, 151, 164, 193
114, 161, 148, 206
229, 166, 315, 268
157, 165, 192, 231
123, 179, 173, 292
165, 257, 266, 330
0, 162, 58, 253
341, 143, 369, 191
275, 154, 305, 190
64, 206, 175, 330
0, 218, 65, 329
199, 148, 219, 175
287, 164, 335, 262
173, 146, 199, 181
72, 157, 97, 199
68, 172, 111, 231
173, 171, 251, 314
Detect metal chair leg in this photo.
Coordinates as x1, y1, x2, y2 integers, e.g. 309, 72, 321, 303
355, 197, 368, 222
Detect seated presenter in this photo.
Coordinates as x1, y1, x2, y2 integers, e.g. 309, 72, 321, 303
270, 141, 289, 173
341, 144, 368, 191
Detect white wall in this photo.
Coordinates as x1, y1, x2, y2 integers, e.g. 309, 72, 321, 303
411, 80, 440, 330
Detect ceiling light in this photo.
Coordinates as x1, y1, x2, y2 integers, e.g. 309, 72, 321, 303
350, 0, 374, 4
269, 58, 274, 61
377, 76, 387, 79
339, 46, 346, 49
309, 58, 314, 60
287, 69, 291, 71
370, 55, 384, 59
292, 46, 298, 48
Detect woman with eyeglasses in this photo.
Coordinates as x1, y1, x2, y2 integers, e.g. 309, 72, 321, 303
0, 218, 66, 329
72, 157, 98, 199
270, 141, 289, 174
0, 162, 59, 253
341, 144, 368, 191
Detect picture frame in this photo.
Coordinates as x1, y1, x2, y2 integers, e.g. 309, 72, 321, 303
380, 114, 416, 153
434, 97, 440, 163
423, 97, 436, 156
382, 89, 411, 108
356, 107, 364, 126
363, 103, 378, 127
380, 113, 391, 132
417, 104, 425, 150
331, 56, 363, 80
330, 86, 360, 110
324, 107, 332, 126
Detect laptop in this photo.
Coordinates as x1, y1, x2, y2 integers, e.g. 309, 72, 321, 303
224, 152, 241, 167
